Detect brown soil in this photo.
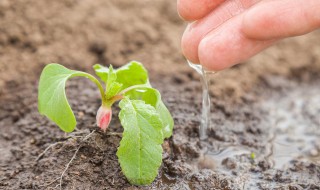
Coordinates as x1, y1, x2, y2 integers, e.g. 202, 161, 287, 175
0, 0, 319, 189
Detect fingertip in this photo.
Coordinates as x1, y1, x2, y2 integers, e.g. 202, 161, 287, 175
177, 0, 194, 21
198, 35, 229, 71
241, 3, 273, 40
181, 24, 200, 63
177, 0, 225, 21
198, 18, 274, 72
241, 6, 255, 38
242, 0, 320, 40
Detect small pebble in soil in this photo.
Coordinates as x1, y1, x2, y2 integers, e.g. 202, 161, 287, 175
185, 142, 200, 158
77, 111, 84, 118
258, 160, 271, 171
309, 149, 318, 157
221, 157, 237, 170
288, 185, 303, 190
198, 155, 215, 170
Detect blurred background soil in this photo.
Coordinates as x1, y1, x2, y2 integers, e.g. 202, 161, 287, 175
0, 0, 319, 189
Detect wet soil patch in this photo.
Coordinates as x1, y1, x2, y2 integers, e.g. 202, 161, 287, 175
1, 68, 319, 189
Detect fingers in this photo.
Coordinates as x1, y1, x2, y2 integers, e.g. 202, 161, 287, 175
177, 0, 225, 21
242, 0, 320, 40
198, 15, 275, 71
181, 0, 320, 71
181, 0, 260, 63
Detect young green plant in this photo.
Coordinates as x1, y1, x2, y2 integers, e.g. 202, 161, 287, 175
38, 61, 174, 185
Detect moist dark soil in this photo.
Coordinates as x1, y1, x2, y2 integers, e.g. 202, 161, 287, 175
0, 1, 319, 189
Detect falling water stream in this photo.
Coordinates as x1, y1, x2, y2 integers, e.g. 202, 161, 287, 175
187, 60, 251, 168
187, 60, 214, 140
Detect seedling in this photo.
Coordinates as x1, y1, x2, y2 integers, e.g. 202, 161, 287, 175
38, 61, 174, 185
251, 152, 256, 160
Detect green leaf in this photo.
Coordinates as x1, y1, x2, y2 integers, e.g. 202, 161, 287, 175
38, 63, 98, 132
93, 64, 109, 83
105, 65, 122, 99
125, 87, 174, 139
117, 98, 163, 185
116, 61, 148, 89
125, 87, 159, 107
93, 61, 148, 90
157, 101, 174, 138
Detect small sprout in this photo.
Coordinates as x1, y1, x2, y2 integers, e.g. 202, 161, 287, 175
251, 152, 256, 160
38, 61, 174, 185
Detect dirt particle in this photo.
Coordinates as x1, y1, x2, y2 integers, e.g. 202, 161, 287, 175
258, 160, 271, 171
221, 157, 237, 170
198, 156, 215, 170
288, 185, 303, 190
309, 149, 318, 157
185, 143, 200, 158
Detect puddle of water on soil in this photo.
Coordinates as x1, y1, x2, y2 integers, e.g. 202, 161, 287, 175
198, 85, 319, 187
263, 85, 320, 169
188, 61, 320, 187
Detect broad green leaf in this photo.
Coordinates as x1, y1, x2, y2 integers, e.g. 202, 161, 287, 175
93, 64, 109, 82
157, 101, 174, 138
125, 87, 174, 138
125, 87, 159, 107
105, 65, 122, 99
117, 98, 163, 185
116, 61, 148, 89
38, 64, 94, 132
93, 61, 148, 90
106, 65, 117, 86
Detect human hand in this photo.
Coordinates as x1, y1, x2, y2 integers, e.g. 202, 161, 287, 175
178, 0, 320, 71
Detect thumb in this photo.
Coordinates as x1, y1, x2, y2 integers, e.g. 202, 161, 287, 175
242, 0, 320, 40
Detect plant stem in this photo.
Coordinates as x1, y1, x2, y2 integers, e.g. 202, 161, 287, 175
104, 94, 124, 107
118, 84, 149, 95
73, 72, 106, 102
